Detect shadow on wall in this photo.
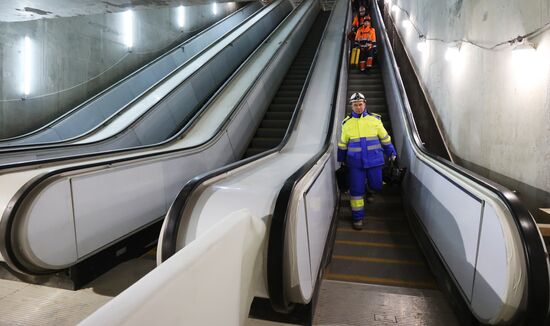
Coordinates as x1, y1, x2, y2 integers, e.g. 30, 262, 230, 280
405, 171, 511, 325
0, 2, 241, 139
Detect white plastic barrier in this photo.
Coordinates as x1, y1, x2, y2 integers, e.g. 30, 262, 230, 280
80, 209, 266, 326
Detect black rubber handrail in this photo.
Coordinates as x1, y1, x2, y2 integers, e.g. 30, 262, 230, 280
376, 0, 549, 323
375, 0, 549, 324
0, 2, 285, 172
0, 2, 263, 154
266, 5, 347, 314
0, 0, 292, 275
0, 3, 252, 145
160, 3, 328, 263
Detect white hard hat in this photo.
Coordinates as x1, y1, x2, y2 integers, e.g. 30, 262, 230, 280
349, 92, 366, 103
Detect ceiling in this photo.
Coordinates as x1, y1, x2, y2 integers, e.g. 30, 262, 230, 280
0, 0, 248, 22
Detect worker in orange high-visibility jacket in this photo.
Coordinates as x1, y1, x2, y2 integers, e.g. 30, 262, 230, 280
338, 92, 397, 230
354, 19, 376, 72
352, 6, 371, 31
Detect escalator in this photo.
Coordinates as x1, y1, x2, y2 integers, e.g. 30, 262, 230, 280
106, 0, 549, 324
244, 12, 330, 158
326, 64, 437, 290
313, 62, 459, 325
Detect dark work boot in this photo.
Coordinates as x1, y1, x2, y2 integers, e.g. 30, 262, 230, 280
352, 219, 363, 230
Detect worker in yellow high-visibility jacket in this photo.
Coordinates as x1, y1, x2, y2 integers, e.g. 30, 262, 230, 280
338, 92, 397, 230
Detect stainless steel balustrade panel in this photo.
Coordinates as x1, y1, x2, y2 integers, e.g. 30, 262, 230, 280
373, 1, 526, 322
0, 0, 297, 272
0, 2, 289, 166
0, 3, 261, 147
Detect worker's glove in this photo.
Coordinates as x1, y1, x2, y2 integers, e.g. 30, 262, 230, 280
389, 154, 397, 163
354, 41, 360, 48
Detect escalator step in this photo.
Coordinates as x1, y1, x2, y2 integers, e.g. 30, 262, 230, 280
271, 97, 299, 105
278, 85, 304, 91
349, 80, 382, 86
269, 104, 295, 112
266, 111, 293, 120
277, 90, 302, 97
261, 119, 291, 129
244, 147, 268, 158
250, 137, 282, 148
242, 11, 330, 159
256, 128, 287, 138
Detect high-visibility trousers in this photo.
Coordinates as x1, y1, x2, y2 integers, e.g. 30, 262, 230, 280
348, 165, 383, 221
350, 47, 360, 66
359, 46, 374, 70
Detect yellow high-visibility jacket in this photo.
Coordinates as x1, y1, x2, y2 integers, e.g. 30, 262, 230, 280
337, 111, 396, 168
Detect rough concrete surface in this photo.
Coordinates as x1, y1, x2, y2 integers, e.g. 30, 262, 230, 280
0, 2, 238, 138
387, 0, 550, 200
0, 0, 243, 22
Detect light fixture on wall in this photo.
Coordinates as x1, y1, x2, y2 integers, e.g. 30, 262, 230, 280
512, 36, 535, 53
212, 3, 218, 15
391, 5, 399, 13
445, 43, 461, 61
22, 36, 32, 97
417, 35, 427, 52
177, 5, 185, 29
123, 10, 134, 50
402, 19, 412, 29
385, 0, 392, 5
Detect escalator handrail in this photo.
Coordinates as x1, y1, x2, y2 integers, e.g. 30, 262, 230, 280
0, 0, 291, 275
0, 3, 254, 145
159, 2, 327, 263
0, 1, 284, 171
374, 0, 549, 323
266, 2, 348, 314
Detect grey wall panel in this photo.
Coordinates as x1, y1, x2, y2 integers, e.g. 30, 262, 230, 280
51, 106, 107, 139
207, 50, 229, 87
227, 100, 254, 159
161, 152, 207, 210
105, 129, 141, 150
409, 166, 482, 301
471, 205, 520, 322
134, 106, 178, 145
23, 180, 78, 268
166, 84, 200, 125
71, 162, 168, 258
189, 66, 217, 106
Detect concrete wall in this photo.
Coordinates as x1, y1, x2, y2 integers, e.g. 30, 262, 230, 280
384, 0, 550, 213
0, 2, 239, 139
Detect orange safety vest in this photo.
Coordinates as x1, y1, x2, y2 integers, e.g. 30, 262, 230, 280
352, 14, 371, 28
355, 26, 376, 45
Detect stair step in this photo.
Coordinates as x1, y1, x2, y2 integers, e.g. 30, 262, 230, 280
256, 128, 287, 138
244, 148, 267, 158
261, 119, 291, 129
250, 137, 282, 148
271, 97, 299, 105
266, 111, 293, 120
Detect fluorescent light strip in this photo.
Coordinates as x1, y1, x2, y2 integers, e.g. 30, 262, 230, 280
177, 5, 185, 28
23, 36, 32, 96
123, 10, 134, 48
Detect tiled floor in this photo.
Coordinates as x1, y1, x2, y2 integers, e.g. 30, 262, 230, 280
313, 280, 459, 326
0, 254, 155, 325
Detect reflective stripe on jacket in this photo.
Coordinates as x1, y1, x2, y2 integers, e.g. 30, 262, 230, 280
337, 111, 396, 168
355, 26, 376, 47
352, 14, 371, 28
